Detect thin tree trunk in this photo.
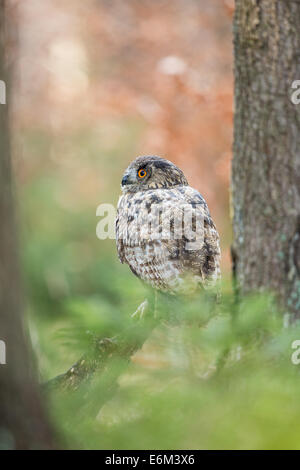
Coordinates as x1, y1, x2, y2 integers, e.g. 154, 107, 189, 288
232, 0, 300, 319
0, 1, 55, 449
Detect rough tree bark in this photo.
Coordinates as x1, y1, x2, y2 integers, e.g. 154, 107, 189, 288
232, 0, 300, 318
0, 1, 55, 449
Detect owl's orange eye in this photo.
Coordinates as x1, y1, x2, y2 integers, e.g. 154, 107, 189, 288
138, 168, 147, 179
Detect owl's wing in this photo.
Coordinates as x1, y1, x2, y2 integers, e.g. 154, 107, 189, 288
115, 187, 220, 292
162, 187, 221, 287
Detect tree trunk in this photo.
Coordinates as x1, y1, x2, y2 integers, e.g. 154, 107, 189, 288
0, 1, 55, 449
232, 0, 300, 319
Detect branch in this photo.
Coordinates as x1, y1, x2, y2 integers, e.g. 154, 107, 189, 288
44, 300, 158, 402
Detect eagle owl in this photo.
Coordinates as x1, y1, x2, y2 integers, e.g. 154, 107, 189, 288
116, 156, 220, 295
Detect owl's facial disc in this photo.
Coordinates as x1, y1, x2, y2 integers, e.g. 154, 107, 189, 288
121, 166, 148, 188
121, 163, 151, 192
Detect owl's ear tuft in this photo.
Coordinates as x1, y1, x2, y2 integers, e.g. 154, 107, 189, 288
152, 160, 172, 170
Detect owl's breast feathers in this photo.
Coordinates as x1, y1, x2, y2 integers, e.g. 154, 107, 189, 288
116, 186, 220, 294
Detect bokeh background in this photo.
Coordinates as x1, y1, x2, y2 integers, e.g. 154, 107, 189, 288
10, 0, 300, 450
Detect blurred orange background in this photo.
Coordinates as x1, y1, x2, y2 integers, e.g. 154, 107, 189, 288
11, 0, 233, 274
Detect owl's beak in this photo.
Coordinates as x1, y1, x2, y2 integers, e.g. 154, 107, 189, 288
121, 174, 130, 186
121, 170, 136, 186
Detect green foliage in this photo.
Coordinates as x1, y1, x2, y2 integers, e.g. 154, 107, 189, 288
44, 289, 300, 450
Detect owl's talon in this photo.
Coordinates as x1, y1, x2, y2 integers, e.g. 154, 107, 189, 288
131, 300, 149, 320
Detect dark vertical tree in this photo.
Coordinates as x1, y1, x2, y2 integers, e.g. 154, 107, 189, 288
232, 0, 300, 318
0, 1, 54, 449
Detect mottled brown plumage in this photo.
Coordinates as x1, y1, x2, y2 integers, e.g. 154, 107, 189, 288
116, 156, 220, 294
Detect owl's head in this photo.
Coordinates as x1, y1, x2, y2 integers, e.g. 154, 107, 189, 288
121, 155, 188, 193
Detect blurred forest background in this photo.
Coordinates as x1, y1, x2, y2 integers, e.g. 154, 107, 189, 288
6, 0, 300, 450
12, 0, 233, 373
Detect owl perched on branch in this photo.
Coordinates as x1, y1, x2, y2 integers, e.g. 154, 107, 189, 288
116, 156, 220, 295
